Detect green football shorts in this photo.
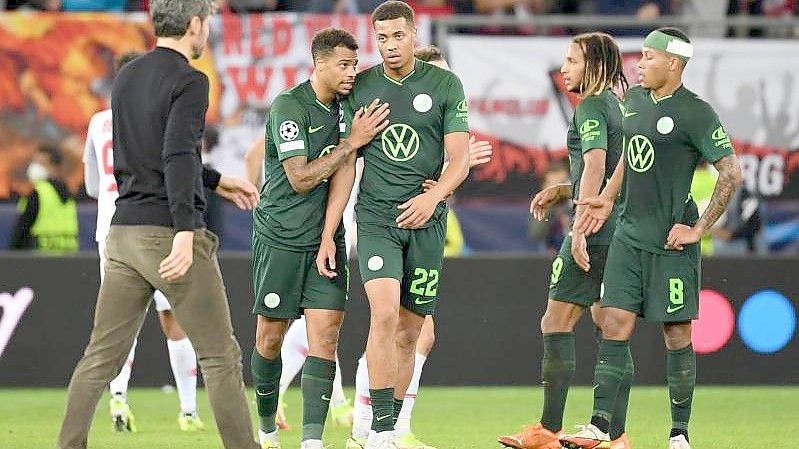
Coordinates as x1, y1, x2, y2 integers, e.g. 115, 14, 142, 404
548, 235, 609, 307
357, 219, 446, 316
251, 234, 348, 319
601, 237, 699, 322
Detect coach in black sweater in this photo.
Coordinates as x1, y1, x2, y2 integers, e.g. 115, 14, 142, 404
57, 2, 261, 448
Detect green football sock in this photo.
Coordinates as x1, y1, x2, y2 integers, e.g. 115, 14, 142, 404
540, 332, 576, 433
370, 387, 395, 433
667, 344, 696, 436
251, 350, 281, 434
591, 339, 629, 433
609, 345, 634, 440
301, 356, 336, 441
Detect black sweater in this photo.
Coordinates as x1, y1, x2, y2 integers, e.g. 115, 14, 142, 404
111, 47, 221, 231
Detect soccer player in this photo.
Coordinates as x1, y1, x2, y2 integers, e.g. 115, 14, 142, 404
560, 27, 742, 449
83, 51, 204, 434
318, 3, 471, 448
348, 44, 492, 449
250, 28, 389, 449
497, 32, 631, 449
244, 137, 355, 432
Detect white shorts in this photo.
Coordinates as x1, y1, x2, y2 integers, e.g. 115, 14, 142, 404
98, 239, 172, 313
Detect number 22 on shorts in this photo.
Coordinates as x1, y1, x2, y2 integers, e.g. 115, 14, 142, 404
409, 268, 439, 301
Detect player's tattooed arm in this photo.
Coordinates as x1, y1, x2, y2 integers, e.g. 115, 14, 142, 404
284, 100, 389, 194
696, 153, 743, 232
666, 153, 742, 250
283, 140, 355, 193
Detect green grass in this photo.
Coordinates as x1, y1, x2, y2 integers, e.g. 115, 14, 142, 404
1, 386, 797, 448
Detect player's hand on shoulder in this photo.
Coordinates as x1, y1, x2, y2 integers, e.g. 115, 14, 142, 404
159, 230, 194, 281
315, 236, 338, 279
347, 98, 390, 148
665, 223, 702, 251
574, 195, 613, 235
215, 175, 259, 210
397, 192, 439, 229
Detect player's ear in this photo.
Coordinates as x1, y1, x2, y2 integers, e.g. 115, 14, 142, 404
188, 16, 202, 37
669, 56, 680, 72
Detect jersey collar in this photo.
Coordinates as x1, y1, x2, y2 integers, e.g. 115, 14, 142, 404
648, 84, 686, 105
302, 80, 336, 114
380, 59, 419, 86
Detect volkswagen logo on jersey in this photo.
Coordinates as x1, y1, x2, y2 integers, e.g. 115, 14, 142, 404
381, 124, 420, 162
627, 134, 655, 173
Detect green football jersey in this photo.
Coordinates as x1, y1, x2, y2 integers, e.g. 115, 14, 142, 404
341, 59, 469, 228
616, 85, 734, 255
566, 89, 624, 245
253, 80, 344, 251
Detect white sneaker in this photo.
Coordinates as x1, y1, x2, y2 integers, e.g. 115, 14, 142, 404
365, 431, 397, 449
560, 424, 611, 449
301, 439, 324, 449
668, 435, 691, 449
259, 429, 280, 449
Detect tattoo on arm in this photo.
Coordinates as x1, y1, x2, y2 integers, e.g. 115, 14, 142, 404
696, 154, 742, 231
283, 140, 354, 192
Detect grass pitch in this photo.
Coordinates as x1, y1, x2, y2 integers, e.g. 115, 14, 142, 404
1, 386, 796, 448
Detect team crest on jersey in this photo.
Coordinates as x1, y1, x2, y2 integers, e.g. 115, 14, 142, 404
656, 116, 674, 134
627, 134, 655, 173
381, 124, 420, 161
279, 121, 300, 141
413, 94, 433, 113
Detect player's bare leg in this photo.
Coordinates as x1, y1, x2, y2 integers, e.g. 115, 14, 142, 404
561, 307, 635, 449
301, 309, 345, 448
364, 278, 401, 448
415, 317, 435, 355
351, 316, 435, 449
253, 316, 290, 448
394, 308, 424, 418
391, 310, 426, 449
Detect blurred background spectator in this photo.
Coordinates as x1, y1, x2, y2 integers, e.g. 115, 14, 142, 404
9, 144, 78, 253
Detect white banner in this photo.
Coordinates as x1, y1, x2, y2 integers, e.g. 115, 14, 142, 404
448, 36, 799, 198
